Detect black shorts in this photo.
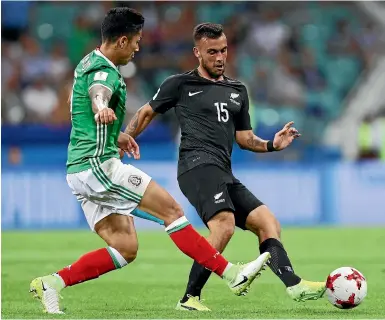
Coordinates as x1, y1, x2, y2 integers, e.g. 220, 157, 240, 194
178, 164, 264, 230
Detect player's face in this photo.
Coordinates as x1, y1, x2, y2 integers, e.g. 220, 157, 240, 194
195, 35, 228, 79
117, 30, 142, 65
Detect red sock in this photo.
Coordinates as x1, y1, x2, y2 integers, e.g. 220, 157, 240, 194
167, 221, 229, 276
57, 248, 118, 287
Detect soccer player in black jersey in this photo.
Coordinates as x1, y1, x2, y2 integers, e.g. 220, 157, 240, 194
126, 23, 326, 311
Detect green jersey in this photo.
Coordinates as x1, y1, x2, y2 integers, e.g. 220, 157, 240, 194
67, 49, 127, 174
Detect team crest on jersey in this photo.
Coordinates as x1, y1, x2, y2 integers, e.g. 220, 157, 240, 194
128, 175, 142, 187
230, 93, 241, 106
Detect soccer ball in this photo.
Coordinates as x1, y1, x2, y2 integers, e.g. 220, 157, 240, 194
326, 267, 367, 309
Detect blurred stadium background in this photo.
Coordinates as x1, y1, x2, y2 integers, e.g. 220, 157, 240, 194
2, 1, 385, 230
2, 2, 385, 318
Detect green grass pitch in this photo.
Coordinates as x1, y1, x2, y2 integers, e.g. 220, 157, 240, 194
2, 227, 385, 319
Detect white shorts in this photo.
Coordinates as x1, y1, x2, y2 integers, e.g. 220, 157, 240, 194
66, 158, 152, 231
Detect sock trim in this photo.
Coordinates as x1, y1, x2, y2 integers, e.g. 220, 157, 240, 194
53, 273, 66, 288
165, 216, 190, 234
107, 247, 128, 268
222, 262, 232, 276
166, 221, 190, 234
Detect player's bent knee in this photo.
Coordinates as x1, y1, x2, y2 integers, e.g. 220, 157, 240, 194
163, 201, 184, 225
107, 233, 138, 264
246, 205, 280, 240
111, 242, 138, 264
208, 211, 235, 240
122, 250, 137, 264
212, 224, 234, 243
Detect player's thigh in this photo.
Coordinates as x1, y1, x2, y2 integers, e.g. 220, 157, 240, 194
228, 179, 264, 230
177, 165, 236, 226
98, 159, 173, 226
138, 179, 184, 225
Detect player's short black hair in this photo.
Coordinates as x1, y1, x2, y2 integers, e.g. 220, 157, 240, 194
193, 23, 224, 43
101, 7, 144, 43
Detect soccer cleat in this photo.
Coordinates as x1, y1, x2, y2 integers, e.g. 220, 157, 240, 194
175, 295, 211, 311
224, 252, 271, 296
286, 279, 326, 302
29, 275, 64, 314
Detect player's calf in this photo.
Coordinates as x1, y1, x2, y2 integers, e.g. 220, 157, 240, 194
29, 246, 129, 314
246, 206, 302, 288
246, 206, 327, 301
30, 215, 138, 314
206, 211, 235, 251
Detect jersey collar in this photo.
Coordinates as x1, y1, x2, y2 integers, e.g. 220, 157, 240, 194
95, 48, 118, 71
193, 68, 227, 83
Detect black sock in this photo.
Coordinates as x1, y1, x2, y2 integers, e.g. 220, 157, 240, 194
259, 238, 301, 287
181, 261, 212, 302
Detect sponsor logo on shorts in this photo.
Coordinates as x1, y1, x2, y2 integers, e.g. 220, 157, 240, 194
214, 192, 225, 204
128, 175, 142, 187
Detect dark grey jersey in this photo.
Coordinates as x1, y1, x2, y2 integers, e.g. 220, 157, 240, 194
149, 69, 251, 176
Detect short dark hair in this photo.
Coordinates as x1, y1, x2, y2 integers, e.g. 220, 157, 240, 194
193, 23, 224, 43
101, 7, 144, 42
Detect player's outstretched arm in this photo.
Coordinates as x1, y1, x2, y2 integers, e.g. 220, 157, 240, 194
125, 103, 157, 138
89, 84, 117, 125
236, 130, 269, 153
236, 122, 301, 153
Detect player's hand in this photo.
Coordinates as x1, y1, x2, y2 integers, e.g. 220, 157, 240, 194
273, 121, 301, 151
118, 134, 140, 160
94, 108, 117, 125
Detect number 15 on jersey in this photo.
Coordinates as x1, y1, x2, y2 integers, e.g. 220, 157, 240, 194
215, 102, 229, 123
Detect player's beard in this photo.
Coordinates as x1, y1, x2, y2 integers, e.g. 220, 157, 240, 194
202, 59, 225, 79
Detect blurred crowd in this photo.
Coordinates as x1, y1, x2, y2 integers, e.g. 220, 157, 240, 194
2, 1, 385, 150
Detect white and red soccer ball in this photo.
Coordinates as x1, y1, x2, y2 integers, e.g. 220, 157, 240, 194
326, 267, 367, 309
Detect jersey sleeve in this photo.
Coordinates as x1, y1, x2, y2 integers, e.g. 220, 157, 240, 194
148, 75, 181, 114
87, 68, 120, 94
234, 86, 252, 131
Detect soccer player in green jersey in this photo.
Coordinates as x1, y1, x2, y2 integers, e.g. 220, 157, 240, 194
29, 8, 270, 314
